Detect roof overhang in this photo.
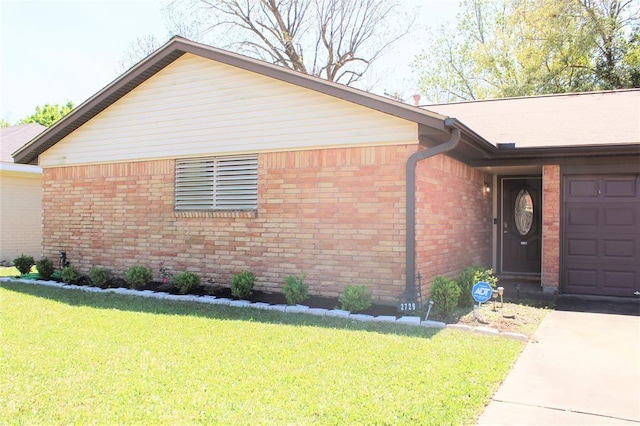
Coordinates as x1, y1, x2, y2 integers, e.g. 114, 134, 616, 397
469, 143, 640, 167
13, 36, 453, 165
12, 36, 639, 167
423, 118, 639, 166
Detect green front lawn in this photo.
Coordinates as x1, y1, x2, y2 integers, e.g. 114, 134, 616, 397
0, 266, 31, 277
0, 282, 523, 424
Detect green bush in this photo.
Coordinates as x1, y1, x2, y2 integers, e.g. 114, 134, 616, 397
339, 285, 372, 313
431, 276, 461, 318
474, 268, 498, 289
13, 254, 34, 275
125, 265, 153, 289
174, 271, 201, 294
89, 267, 112, 288
231, 270, 255, 299
457, 264, 483, 308
61, 266, 83, 285
35, 257, 55, 280
283, 274, 309, 305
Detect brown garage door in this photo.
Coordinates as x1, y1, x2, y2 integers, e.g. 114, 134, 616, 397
563, 174, 640, 297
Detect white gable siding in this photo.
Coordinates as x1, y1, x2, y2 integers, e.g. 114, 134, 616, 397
40, 54, 417, 167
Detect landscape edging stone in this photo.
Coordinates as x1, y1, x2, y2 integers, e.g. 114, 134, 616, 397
0, 277, 529, 341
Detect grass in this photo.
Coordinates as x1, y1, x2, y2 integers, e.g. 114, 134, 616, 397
0, 281, 524, 424
0, 266, 30, 277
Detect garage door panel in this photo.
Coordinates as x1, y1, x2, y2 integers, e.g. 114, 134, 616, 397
603, 239, 635, 259
566, 207, 599, 227
566, 178, 599, 198
603, 177, 637, 197
603, 270, 636, 290
565, 235, 636, 262
565, 206, 636, 229
566, 267, 636, 296
567, 238, 597, 257
566, 268, 598, 289
563, 173, 639, 297
604, 208, 635, 227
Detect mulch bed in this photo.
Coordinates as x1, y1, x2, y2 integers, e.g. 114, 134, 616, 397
73, 278, 399, 317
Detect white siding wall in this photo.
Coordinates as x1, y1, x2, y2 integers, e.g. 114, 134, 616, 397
40, 54, 418, 167
0, 171, 42, 262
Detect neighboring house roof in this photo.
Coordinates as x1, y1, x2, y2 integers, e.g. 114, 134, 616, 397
1, 123, 46, 162
423, 89, 640, 148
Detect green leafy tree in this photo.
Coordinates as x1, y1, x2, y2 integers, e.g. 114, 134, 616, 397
414, 0, 639, 102
0, 119, 10, 128
19, 101, 74, 127
585, 0, 640, 89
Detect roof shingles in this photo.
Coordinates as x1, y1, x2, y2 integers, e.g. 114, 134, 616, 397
0, 123, 47, 163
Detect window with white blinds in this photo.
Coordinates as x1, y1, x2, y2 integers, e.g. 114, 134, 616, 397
175, 155, 258, 211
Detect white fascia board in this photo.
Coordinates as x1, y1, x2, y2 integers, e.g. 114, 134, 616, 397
0, 162, 43, 176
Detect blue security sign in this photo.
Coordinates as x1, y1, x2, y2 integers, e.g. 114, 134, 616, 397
472, 281, 493, 303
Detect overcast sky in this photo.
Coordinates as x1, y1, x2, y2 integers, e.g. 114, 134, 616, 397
0, 0, 458, 124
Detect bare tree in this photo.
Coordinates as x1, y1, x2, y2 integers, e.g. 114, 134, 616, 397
193, 0, 313, 72
118, 1, 209, 71
118, 35, 163, 71
158, 0, 412, 86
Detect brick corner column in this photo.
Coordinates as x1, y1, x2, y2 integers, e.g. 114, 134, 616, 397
542, 165, 560, 293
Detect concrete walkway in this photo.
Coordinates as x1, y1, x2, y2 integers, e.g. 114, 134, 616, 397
478, 310, 640, 425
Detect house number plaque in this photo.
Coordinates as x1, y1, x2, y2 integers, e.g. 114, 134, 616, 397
398, 302, 417, 312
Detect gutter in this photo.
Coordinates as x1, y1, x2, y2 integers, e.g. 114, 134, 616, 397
405, 117, 461, 302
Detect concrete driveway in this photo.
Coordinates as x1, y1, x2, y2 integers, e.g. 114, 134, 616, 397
478, 309, 640, 425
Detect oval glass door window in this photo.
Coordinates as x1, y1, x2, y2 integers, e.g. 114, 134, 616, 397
515, 189, 534, 236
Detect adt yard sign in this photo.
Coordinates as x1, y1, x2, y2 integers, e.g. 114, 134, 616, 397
472, 281, 493, 303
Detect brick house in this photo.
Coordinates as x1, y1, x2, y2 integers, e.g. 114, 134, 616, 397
426, 91, 639, 298
13, 37, 639, 302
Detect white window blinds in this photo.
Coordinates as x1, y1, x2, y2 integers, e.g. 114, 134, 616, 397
175, 155, 258, 211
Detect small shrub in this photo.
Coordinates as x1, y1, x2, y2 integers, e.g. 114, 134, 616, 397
457, 264, 483, 308
35, 257, 55, 280
13, 254, 34, 275
125, 265, 153, 289
474, 268, 498, 289
231, 270, 255, 299
89, 267, 112, 288
431, 276, 461, 318
283, 274, 309, 305
174, 270, 201, 294
61, 266, 83, 284
339, 285, 372, 313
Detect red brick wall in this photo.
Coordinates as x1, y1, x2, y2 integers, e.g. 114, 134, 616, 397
415, 154, 493, 295
43, 161, 175, 272
43, 147, 413, 302
42, 145, 492, 303
542, 164, 560, 291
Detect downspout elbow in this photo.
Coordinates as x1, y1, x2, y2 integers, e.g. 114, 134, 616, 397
405, 119, 461, 301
